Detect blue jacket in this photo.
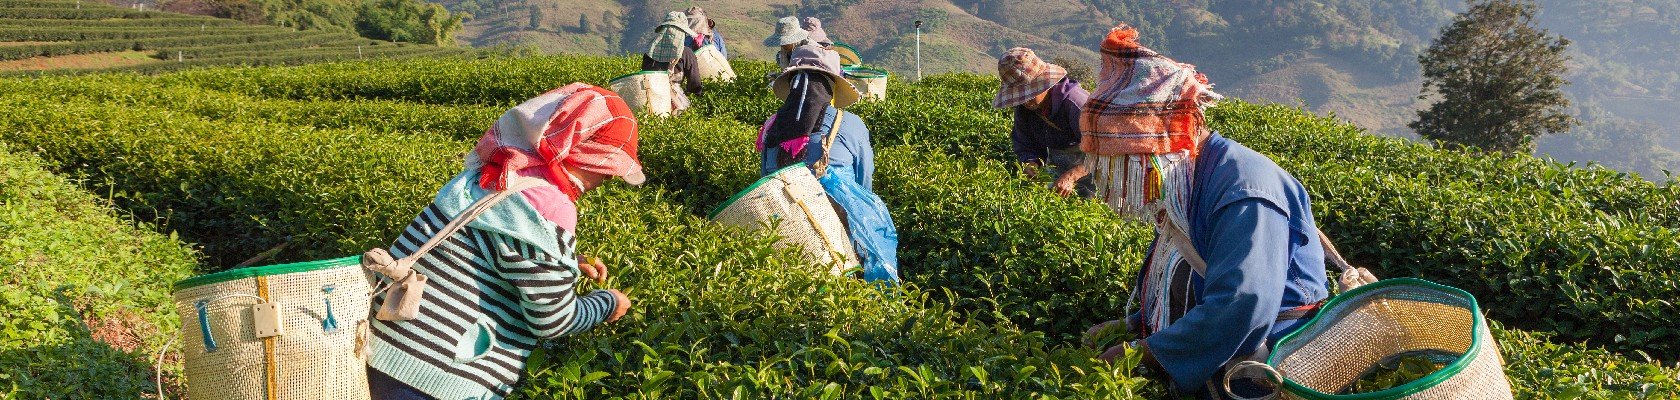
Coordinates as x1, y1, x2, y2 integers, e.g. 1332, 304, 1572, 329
1010, 77, 1087, 164
1140, 133, 1331, 394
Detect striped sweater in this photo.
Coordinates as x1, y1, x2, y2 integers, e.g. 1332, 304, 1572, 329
368, 171, 618, 400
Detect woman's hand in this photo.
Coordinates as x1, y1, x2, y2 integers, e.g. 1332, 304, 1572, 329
1053, 163, 1089, 197
605, 289, 631, 323
578, 256, 610, 284
1082, 319, 1126, 349
1022, 161, 1043, 179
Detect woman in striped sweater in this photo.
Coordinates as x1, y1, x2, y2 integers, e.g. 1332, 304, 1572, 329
366, 83, 642, 400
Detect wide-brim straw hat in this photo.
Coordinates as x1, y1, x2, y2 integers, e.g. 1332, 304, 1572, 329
772, 45, 860, 108
993, 47, 1067, 108
763, 16, 810, 47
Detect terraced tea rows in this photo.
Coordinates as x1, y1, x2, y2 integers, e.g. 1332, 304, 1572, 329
0, 54, 1675, 397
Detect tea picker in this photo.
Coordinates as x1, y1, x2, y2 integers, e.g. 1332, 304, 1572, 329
615, 11, 703, 117
992, 47, 1093, 198
686, 7, 737, 82
1070, 23, 1510, 399
164, 84, 640, 400
715, 44, 900, 283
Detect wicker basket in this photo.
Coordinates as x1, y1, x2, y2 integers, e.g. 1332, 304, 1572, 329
694, 45, 737, 82
609, 70, 674, 116
834, 42, 863, 66
711, 163, 858, 275
843, 66, 887, 102
172, 256, 372, 400
1230, 278, 1513, 400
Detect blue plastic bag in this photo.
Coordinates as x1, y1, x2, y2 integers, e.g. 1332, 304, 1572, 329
816, 165, 900, 283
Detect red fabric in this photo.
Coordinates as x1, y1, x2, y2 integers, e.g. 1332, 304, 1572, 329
473, 83, 641, 200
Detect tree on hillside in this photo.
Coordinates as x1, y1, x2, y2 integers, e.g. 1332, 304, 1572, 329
355, 0, 464, 45
528, 4, 543, 31
1412, 0, 1576, 154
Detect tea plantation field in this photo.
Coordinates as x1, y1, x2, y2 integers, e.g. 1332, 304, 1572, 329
0, 0, 472, 74
1, 54, 1677, 398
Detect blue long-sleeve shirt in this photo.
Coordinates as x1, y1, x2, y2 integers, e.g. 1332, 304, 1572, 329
1140, 133, 1331, 394
708, 30, 728, 58
1010, 77, 1087, 164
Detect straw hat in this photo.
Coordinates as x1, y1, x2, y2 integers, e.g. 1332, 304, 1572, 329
992, 47, 1067, 108
772, 44, 861, 108
763, 16, 809, 47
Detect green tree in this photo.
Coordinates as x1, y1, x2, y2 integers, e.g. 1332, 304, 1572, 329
527, 4, 542, 30
1411, 0, 1576, 154
355, 0, 464, 45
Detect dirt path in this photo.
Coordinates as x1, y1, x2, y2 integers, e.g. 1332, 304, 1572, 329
0, 50, 160, 71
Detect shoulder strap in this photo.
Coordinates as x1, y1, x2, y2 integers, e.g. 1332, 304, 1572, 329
811, 108, 845, 178
1163, 220, 1357, 276
1030, 107, 1062, 131
403, 176, 549, 264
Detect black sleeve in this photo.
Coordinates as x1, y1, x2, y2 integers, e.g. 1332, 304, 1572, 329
680, 46, 703, 96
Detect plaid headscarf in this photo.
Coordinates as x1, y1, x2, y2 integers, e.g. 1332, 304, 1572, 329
1080, 24, 1221, 157
467, 83, 644, 200
993, 47, 1067, 108
647, 12, 696, 63
1077, 24, 1223, 338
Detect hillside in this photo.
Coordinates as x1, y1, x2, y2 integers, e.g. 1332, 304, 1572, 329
0, 0, 473, 74
1, 54, 1678, 396
435, 0, 1680, 180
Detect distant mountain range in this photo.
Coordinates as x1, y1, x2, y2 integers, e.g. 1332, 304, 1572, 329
434, 0, 1680, 180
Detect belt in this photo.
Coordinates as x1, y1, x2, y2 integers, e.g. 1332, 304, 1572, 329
1275, 299, 1327, 322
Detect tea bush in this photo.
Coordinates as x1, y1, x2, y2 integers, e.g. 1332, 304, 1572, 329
0, 93, 469, 267
0, 0, 469, 73
1, 54, 1677, 397
0, 88, 1166, 399
0, 147, 199, 398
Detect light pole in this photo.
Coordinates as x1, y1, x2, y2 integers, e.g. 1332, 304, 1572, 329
914, 20, 923, 81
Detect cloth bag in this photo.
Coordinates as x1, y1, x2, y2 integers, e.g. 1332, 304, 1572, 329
693, 45, 737, 82
810, 111, 901, 283
609, 71, 676, 116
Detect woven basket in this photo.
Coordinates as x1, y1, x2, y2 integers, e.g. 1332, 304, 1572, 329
609, 70, 674, 116
172, 256, 372, 400
834, 42, 863, 66
711, 163, 858, 275
694, 45, 737, 82
843, 66, 888, 102
1233, 278, 1513, 400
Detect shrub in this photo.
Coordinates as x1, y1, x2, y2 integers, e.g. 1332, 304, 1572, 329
0, 148, 199, 398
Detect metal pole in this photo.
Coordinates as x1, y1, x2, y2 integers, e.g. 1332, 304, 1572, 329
914, 20, 923, 81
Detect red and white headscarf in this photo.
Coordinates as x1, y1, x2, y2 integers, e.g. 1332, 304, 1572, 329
466, 83, 645, 200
